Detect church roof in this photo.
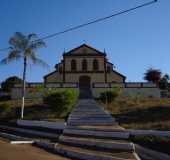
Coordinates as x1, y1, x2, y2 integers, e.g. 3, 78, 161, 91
112, 70, 126, 79
63, 44, 106, 56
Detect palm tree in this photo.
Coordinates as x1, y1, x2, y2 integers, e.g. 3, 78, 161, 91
0, 32, 48, 119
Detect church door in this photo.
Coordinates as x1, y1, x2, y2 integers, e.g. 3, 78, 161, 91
79, 76, 91, 89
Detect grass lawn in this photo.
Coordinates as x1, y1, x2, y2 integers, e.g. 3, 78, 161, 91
0, 98, 65, 122
1, 96, 170, 131
98, 97, 170, 130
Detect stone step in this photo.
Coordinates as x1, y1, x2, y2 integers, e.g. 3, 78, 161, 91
72, 107, 106, 109
66, 125, 124, 132
72, 104, 103, 108
77, 99, 96, 103
55, 144, 140, 160
69, 116, 112, 119
73, 108, 103, 110
72, 110, 105, 113
68, 118, 114, 122
68, 117, 114, 121
67, 121, 115, 126
67, 123, 115, 126
73, 105, 101, 107
76, 104, 97, 106
71, 113, 106, 116
70, 113, 111, 116
72, 106, 105, 108
70, 112, 109, 116
73, 106, 103, 108
63, 128, 130, 139
71, 110, 109, 113
73, 106, 104, 109
68, 118, 114, 121
69, 114, 112, 118
59, 135, 135, 152
68, 121, 115, 125
68, 117, 113, 120
74, 108, 101, 110
72, 107, 104, 110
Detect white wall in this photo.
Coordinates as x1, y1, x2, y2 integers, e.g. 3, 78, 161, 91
122, 88, 160, 98
11, 86, 79, 99
11, 83, 160, 99
92, 87, 160, 98
11, 88, 44, 99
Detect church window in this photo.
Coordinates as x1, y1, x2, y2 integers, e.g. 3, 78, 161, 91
93, 59, 99, 71
71, 59, 77, 71
82, 59, 87, 71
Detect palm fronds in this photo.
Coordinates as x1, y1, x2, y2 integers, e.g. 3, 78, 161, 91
3, 32, 47, 67
0, 55, 22, 64
30, 52, 49, 68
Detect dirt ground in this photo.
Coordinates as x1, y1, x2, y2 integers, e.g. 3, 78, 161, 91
0, 139, 70, 160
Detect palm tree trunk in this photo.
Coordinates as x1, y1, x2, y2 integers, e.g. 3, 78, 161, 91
21, 57, 27, 119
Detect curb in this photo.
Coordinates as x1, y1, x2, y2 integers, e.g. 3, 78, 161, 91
0, 125, 59, 139
128, 129, 170, 137
17, 119, 65, 130
135, 144, 170, 160
0, 132, 34, 144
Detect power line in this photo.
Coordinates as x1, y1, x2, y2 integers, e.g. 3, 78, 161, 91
0, 0, 158, 52
39, 0, 158, 41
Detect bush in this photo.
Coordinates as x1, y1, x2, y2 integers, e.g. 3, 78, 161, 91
43, 89, 78, 117
0, 103, 11, 114
99, 88, 121, 103
0, 95, 11, 101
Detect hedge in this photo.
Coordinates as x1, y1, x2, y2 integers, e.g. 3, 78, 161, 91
43, 89, 78, 118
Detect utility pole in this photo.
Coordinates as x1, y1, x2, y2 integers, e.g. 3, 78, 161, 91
104, 49, 108, 107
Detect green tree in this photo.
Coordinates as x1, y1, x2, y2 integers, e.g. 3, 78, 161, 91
159, 74, 170, 90
0, 32, 48, 119
144, 68, 162, 84
1, 76, 23, 92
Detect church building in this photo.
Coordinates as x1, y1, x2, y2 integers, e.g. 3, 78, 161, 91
44, 44, 126, 89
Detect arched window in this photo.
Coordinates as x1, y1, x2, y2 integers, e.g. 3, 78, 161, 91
82, 59, 87, 71
93, 59, 99, 71
107, 66, 111, 73
71, 59, 77, 71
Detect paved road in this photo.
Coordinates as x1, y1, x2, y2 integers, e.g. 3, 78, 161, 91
0, 139, 70, 160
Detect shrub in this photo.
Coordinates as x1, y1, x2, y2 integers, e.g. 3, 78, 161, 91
43, 89, 78, 117
0, 103, 11, 114
99, 88, 121, 103
0, 95, 11, 101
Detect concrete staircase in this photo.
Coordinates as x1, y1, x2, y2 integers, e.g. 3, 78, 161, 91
67, 99, 115, 126
55, 90, 141, 160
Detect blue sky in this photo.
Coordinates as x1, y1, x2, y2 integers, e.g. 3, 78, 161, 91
0, 0, 169, 82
